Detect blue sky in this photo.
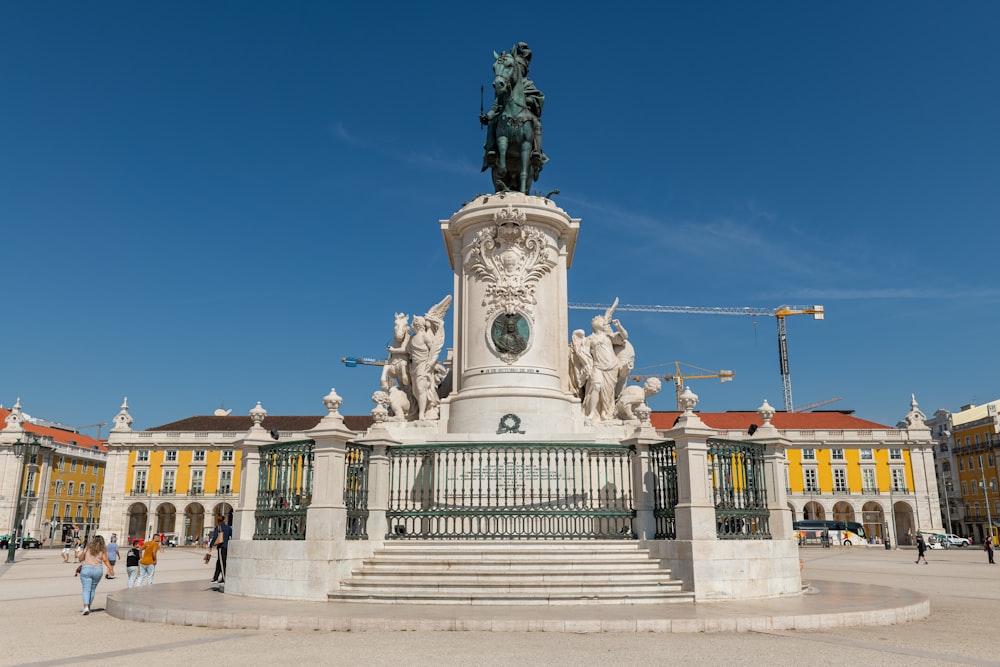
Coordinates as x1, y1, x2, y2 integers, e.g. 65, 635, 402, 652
2, 2, 998, 432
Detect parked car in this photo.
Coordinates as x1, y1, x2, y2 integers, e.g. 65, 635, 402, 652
943, 534, 971, 547
19, 536, 42, 549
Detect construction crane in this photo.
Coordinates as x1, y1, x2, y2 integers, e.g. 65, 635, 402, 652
73, 423, 109, 439
792, 396, 843, 413
569, 302, 824, 412
341, 356, 386, 368
631, 361, 735, 411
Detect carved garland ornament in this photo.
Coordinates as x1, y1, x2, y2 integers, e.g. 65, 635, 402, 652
465, 204, 556, 318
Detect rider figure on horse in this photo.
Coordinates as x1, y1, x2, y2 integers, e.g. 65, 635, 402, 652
480, 42, 547, 173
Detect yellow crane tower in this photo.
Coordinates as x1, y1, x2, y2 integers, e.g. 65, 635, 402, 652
570, 302, 824, 411
631, 361, 735, 411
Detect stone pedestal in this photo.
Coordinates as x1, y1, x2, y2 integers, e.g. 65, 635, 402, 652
440, 193, 583, 435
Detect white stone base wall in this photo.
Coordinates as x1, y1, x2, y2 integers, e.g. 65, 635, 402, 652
225, 539, 381, 601
644, 538, 802, 601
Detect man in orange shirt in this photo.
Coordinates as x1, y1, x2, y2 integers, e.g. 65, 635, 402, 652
137, 534, 160, 586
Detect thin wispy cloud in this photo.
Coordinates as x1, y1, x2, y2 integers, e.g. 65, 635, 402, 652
330, 122, 478, 175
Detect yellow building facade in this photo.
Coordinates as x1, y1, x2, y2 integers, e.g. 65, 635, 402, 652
949, 401, 1000, 543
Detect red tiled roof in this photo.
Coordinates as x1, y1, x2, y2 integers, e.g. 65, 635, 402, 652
0, 408, 106, 452
650, 410, 890, 431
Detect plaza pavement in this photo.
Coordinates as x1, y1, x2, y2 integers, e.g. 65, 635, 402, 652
1, 544, 998, 666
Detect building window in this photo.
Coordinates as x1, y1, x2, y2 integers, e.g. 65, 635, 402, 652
78, 484, 85, 497
67, 482, 74, 497
962, 481, 969, 496
974, 502, 981, 517
833, 468, 848, 492
134, 470, 147, 494
219, 469, 233, 494
137, 451, 149, 463
976, 434, 981, 445
193, 450, 206, 463
891, 468, 906, 492
802, 449, 816, 460
889, 449, 902, 460
990, 454, 995, 468
70, 460, 77, 472
54, 481, 63, 496
165, 450, 178, 463
959, 458, 965, 471
221, 450, 234, 463
942, 461, 951, 473
803, 468, 819, 492
82, 462, 88, 474
831, 449, 845, 460
862, 468, 877, 492
89, 484, 96, 499
191, 469, 204, 494
163, 470, 176, 494
969, 456, 976, 470
860, 449, 873, 460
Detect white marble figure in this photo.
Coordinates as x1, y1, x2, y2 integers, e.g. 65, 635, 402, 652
386, 386, 411, 421
616, 377, 662, 420
568, 328, 591, 398
582, 300, 631, 422
406, 295, 453, 421
381, 311, 415, 419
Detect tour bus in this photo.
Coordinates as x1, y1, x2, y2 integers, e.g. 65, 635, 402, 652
793, 520, 869, 546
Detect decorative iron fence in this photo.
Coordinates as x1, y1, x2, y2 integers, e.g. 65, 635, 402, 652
386, 443, 636, 539
649, 441, 678, 540
707, 438, 770, 540
254, 439, 314, 540
344, 442, 371, 540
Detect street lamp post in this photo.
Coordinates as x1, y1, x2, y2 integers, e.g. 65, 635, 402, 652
888, 482, 898, 550
941, 477, 954, 536
978, 455, 996, 546
5, 436, 41, 564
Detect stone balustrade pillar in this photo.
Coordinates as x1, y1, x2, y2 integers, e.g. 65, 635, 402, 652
232, 425, 270, 541
354, 425, 399, 544
665, 412, 718, 541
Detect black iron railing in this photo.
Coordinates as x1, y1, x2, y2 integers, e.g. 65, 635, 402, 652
254, 439, 314, 540
386, 443, 635, 539
708, 438, 770, 540
344, 443, 371, 540
649, 441, 678, 540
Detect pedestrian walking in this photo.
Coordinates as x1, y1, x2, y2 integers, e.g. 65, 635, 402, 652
207, 515, 232, 584
985, 537, 995, 564
76, 534, 113, 615
105, 535, 119, 579
61, 535, 73, 563
137, 534, 160, 585
125, 541, 141, 588
916, 534, 928, 564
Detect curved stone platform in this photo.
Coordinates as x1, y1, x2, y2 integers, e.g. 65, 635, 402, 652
107, 579, 928, 633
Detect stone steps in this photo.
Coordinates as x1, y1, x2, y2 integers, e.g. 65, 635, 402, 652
330, 540, 693, 605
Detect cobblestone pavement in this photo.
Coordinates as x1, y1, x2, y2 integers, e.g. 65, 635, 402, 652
1, 545, 999, 666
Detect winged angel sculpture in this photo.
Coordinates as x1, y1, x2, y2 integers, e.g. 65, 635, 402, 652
380, 295, 452, 421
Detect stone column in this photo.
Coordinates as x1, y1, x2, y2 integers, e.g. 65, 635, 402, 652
233, 405, 272, 541
748, 401, 794, 540
353, 424, 400, 544
440, 193, 583, 435
622, 415, 662, 540
0, 400, 27, 535
304, 418, 354, 543
665, 408, 718, 541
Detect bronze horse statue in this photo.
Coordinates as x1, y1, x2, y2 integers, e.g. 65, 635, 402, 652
481, 49, 545, 194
